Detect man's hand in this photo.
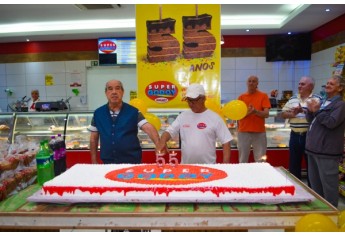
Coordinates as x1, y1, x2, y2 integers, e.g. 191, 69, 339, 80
291, 103, 304, 115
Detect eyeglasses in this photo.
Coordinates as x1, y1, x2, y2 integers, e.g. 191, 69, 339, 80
186, 97, 202, 103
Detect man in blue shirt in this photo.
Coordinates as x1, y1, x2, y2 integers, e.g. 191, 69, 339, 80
88, 80, 160, 164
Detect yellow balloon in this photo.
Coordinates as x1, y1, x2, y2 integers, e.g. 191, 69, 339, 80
339, 224, 345, 232
144, 113, 161, 131
338, 224, 345, 232
295, 214, 338, 232
205, 99, 221, 114
216, 110, 227, 125
129, 98, 148, 114
339, 210, 345, 228
222, 100, 247, 121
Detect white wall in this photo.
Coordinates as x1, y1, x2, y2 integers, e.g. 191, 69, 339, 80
310, 43, 345, 90
0, 61, 88, 112
87, 66, 137, 110
220, 58, 311, 103
0, 43, 343, 112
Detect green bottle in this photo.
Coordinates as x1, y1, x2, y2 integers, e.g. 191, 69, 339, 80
36, 140, 55, 185
43, 139, 55, 178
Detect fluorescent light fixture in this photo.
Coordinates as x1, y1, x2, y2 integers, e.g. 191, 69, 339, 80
0, 4, 308, 36
221, 4, 308, 29
0, 19, 135, 35
0, 16, 285, 36
222, 15, 285, 26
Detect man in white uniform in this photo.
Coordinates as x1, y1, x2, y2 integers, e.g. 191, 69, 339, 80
156, 84, 232, 164
28, 89, 40, 112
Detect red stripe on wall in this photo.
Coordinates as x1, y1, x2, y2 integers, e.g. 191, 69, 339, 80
222, 35, 266, 48
0, 39, 98, 54
312, 14, 345, 42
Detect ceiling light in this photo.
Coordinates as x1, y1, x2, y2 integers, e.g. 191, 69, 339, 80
325, 9, 330, 12
0, 4, 308, 37
246, 29, 250, 32
220, 35, 224, 45
0, 19, 135, 35
221, 4, 308, 29
26, 39, 30, 42
222, 15, 285, 26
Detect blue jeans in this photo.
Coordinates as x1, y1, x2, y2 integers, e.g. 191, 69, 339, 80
288, 131, 310, 185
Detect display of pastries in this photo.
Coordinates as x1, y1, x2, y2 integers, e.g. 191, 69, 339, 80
0, 124, 10, 130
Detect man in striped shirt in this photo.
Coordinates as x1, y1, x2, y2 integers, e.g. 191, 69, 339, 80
281, 76, 322, 184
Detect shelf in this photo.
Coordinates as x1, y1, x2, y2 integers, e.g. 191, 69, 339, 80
340, 184, 345, 197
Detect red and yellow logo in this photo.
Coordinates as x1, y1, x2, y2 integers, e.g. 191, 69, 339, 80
105, 164, 227, 185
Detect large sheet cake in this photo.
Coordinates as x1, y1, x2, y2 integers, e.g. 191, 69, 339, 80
28, 163, 315, 204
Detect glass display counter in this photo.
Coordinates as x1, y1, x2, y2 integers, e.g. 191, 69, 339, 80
65, 112, 93, 150
1, 109, 291, 149
64, 110, 181, 150
0, 110, 293, 167
11, 112, 67, 144
227, 109, 290, 148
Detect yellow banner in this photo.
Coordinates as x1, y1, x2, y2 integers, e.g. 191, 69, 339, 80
136, 4, 221, 109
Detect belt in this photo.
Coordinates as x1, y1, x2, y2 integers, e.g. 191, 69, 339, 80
291, 130, 307, 136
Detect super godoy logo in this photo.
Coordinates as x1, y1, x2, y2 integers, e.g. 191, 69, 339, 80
145, 81, 178, 103
98, 40, 117, 54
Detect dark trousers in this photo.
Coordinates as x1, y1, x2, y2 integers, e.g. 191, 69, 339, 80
288, 131, 310, 186
308, 154, 340, 207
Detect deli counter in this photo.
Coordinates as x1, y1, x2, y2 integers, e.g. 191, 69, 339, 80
0, 110, 292, 167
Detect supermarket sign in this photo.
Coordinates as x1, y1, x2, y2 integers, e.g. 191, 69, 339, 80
145, 81, 178, 104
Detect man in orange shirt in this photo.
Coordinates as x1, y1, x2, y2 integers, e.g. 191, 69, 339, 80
237, 75, 271, 163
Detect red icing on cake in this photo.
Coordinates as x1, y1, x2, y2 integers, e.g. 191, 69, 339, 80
43, 185, 295, 197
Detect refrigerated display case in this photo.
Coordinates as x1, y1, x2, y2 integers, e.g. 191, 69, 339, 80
63, 110, 181, 150
2, 109, 293, 167
65, 112, 93, 150
228, 109, 290, 148
4, 109, 291, 149
11, 112, 67, 144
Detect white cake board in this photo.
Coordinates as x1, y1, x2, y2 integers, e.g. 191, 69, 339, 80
27, 168, 315, 204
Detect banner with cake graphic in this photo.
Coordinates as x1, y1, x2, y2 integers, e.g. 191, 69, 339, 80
136, 4, 221, 109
